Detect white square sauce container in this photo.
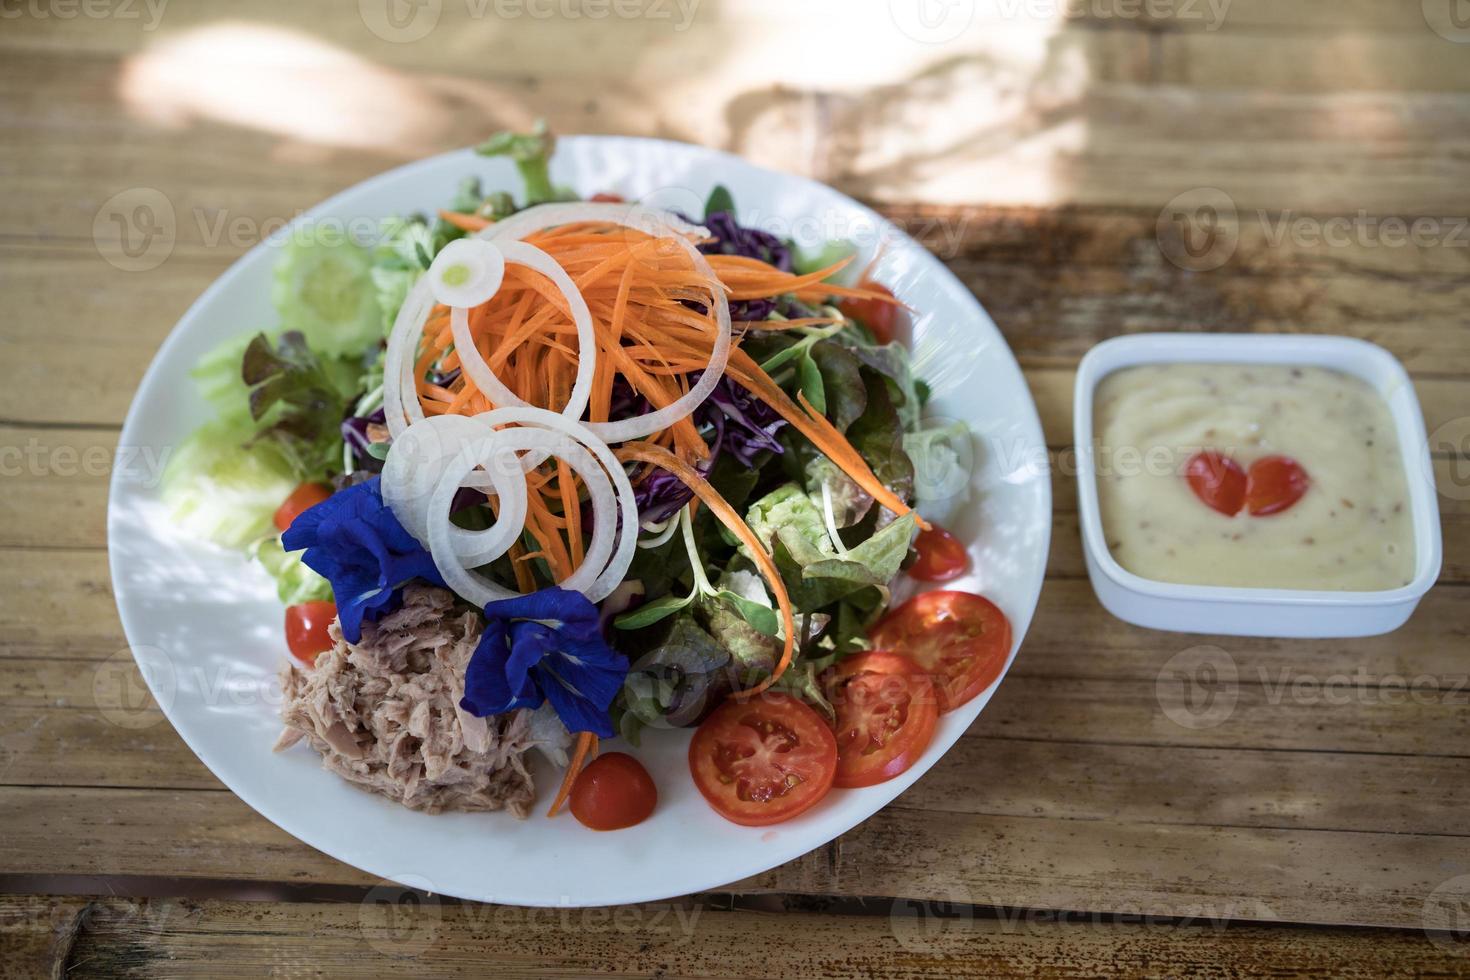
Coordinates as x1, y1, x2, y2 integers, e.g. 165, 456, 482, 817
1073, 333, 1443, 637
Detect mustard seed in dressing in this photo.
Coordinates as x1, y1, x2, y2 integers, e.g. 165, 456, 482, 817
1093, 363, 1415, 591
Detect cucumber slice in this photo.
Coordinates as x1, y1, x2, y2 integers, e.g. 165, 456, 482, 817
271, 238, 380, 358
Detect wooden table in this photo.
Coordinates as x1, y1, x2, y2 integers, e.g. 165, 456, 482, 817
4, 2, 1469, 975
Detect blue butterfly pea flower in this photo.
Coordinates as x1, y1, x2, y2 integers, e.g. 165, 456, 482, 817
461, 588, 629, 738
281, 476, 445, 644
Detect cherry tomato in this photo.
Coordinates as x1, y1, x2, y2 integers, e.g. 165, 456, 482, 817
824, 651, 939, 788
285, 601, 337, 666
688, 692, 837, 826
909, 524, 969, 582
274, 483, 333, 532
1246, 455, 1310, 516
589, 192, 624, 203
1184, 451, 1246, 517
569, 752, 658, 831
870, 591, 1012, 713
838, 282, 900, 345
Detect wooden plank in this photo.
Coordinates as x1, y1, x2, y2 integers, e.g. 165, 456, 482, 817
7, 894, 1465, 980
3, 784, 1464, 927
0, 895, 89, 980
0, 550, 123, 659
0, 787, 371, 886
1069, 0, 1440, 33
1160, 30, 1470, 93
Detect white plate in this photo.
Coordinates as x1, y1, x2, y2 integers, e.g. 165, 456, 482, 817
108, 136, 1051, 906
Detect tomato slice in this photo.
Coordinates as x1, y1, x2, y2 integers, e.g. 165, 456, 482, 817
570, 752, 658, 831
589, 192, 624, 202
870, 591, 1012, 712
1184, 451, 1246, 516
909, 524, 969, 582
1246, 455, 1310, 516
688, 692, 837, 826
838, 282, 900, 345
285, 601, 337, 667
274, 483, 333, 533
824, 651, 939, 788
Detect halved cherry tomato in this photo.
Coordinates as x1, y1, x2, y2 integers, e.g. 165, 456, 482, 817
838, 282, 900, 345
909, 524, 969, 582
570, 752, 657, 831
1184, 451, 1246, 516
285, 601, 337, 667
688, 692, 837, 826
824, 651, 939, 788
870, 591, 1012, 712
274, 483, 333, 532
1246, 455, 1310, 516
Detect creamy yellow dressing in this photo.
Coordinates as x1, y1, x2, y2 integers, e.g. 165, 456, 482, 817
1093, 363, 1415, 591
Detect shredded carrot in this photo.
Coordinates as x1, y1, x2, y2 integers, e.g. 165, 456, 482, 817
439, 210, 490, 232
615, 442, 796, 697
547, 731, 597, 817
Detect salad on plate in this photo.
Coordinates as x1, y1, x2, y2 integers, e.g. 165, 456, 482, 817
161, 126, 1011, 832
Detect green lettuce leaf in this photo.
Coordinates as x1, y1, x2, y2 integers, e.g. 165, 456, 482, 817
810, 340, 867, 432
804, 456, 872, 528
904, 419, 973, 505
161, 418, 299, 551
845, 371, 916, 512
253, 535, 333, 605
618, 615, 732, 742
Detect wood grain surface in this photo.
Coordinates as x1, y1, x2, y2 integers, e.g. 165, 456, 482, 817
2, 0, 1468, 975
